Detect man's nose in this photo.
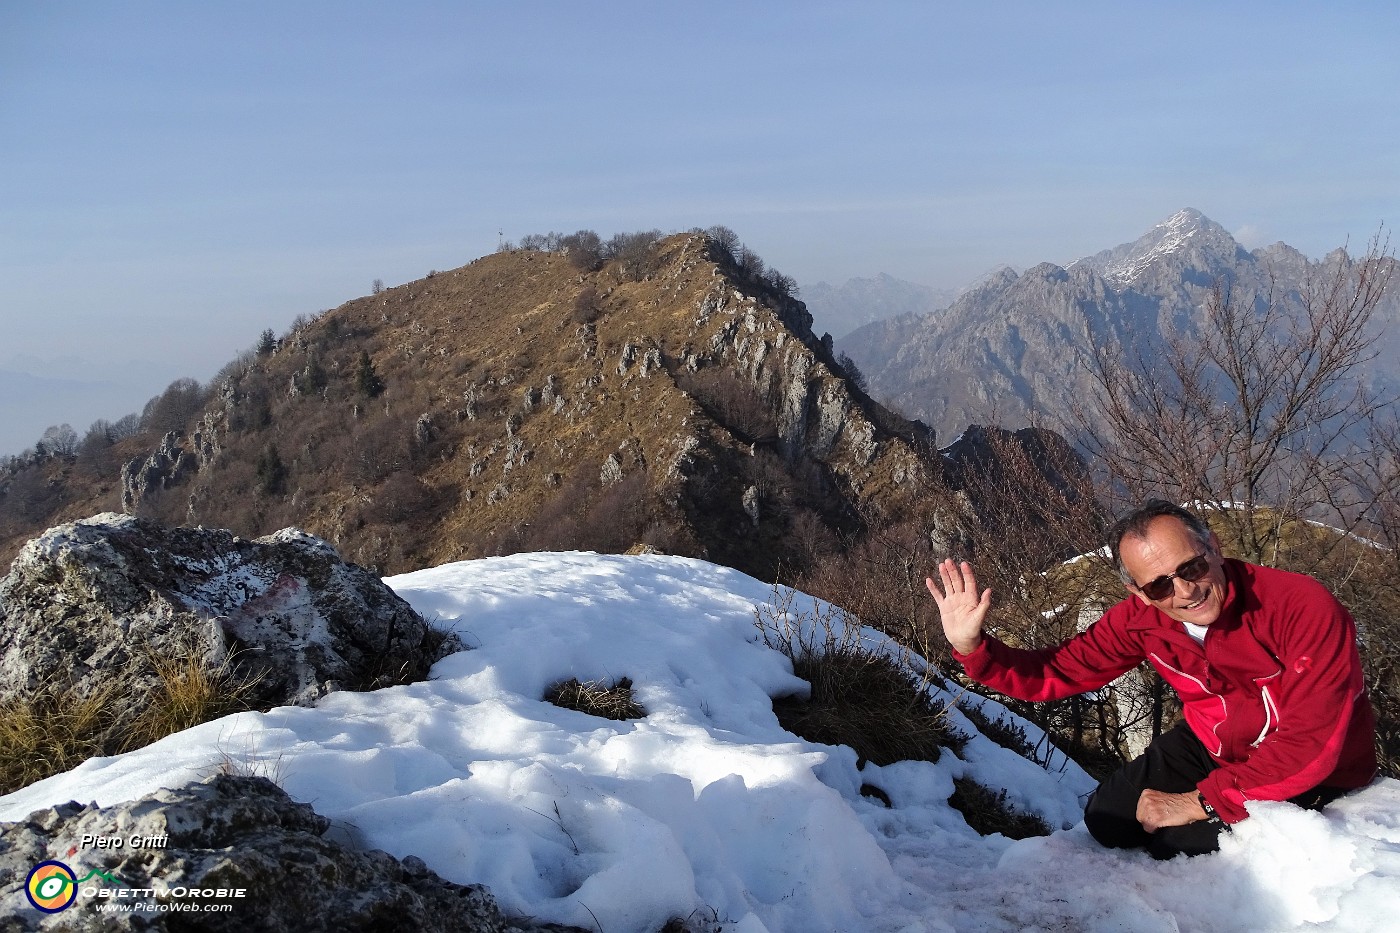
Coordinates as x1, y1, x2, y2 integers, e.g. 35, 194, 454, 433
1173, 575, 1199, 599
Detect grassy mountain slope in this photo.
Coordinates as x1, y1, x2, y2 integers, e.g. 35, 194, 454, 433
1, 233, 941, 580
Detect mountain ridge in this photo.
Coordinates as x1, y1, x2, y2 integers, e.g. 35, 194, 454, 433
0, 233, 946, 580
839, 209, 1400, 441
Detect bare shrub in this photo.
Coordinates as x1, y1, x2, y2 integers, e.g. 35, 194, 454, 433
603, 229, 664, 281
0, 463, 66, 527
580, 469, 652, 553
363, 471, 436, 526
948, 777, 1051, 839
572, 286, 602, 325
110, 413, 142, 440
141, 377, 208, 435
703, 225, 740, 263
560, 229, 603, 270
1077, 234, 1394, 557
736, 246, 765, 280
676, 368, 779, 446
37, 424, 79, 458
836, 353, 868, 393
75, 420, 118, 477
350, 417, 410, 484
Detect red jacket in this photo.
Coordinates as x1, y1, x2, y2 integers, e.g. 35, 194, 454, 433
955, 558, 1377, 823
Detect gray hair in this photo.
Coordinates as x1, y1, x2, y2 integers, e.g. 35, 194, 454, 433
1107, 499, 1214, 586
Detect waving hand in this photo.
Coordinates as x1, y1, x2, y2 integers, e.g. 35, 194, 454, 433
925, 559, 990, 656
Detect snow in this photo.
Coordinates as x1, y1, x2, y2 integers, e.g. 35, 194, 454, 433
3, 551, 1398, 931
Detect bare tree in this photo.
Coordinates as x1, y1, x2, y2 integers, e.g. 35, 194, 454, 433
1074, 230, 1400, 774
141, 378, 208, 436
1077, 232, 1395, 564
37, 424, 79, 458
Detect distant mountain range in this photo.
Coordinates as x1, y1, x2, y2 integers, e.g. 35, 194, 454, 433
838, 209, 1400, 441
801, 274, 959, 342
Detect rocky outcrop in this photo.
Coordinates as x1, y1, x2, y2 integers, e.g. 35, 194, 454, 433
0, 773, 583, 932
0, 513, 459, 709
120, 433, 199, 512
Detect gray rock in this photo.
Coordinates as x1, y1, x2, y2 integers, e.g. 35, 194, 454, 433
121, 434, 199, 513
0, 773, 583, 932
0, 513, 459, 710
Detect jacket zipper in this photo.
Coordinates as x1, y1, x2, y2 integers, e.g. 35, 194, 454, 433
1150, 652, 1228, 756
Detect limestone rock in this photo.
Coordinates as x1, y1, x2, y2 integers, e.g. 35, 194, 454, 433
120, 433, 199, 512
0, 513, 459, 709
0, 773, 583, 932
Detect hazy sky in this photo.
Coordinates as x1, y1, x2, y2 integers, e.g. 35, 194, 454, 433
2, 1, 1397, 455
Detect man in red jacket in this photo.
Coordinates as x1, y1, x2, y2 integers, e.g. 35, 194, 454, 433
926, 499, 1377, 859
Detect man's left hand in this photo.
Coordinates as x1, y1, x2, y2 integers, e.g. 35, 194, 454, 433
1136, 789, 1208, 832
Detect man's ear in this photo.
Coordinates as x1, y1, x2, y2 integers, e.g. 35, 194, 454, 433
1129, 585, 1153, 607
1209, 531, 1221, 556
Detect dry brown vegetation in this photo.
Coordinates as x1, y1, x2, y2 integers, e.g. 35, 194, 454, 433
754, 585, 967, 767
0, 229, 938, 587
0, 648, 262, 795
544, 677, 645, 721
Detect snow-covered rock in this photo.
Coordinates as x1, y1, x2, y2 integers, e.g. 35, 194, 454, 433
0, 513, 456, 709
0, 773, 562, 932
0, 551, 1395, 932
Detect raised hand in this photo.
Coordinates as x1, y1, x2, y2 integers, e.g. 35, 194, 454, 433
924, 559, 990, 655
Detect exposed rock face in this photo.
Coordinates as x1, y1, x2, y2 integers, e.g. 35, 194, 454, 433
120, 433, 199, 513
0, 774, 581, 932
0, 513, 458, 708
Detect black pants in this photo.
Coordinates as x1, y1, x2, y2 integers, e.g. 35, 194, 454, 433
1083, 723, 1345, 860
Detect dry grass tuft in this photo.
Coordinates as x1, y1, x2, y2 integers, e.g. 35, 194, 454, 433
757, 585, 966, 766
545, 676, 646, 721
0, 644, 264, 795
0, 677, 124, 794
774, 649, 964, 766
948, 776, 1051, 839
127, 646, 264, 750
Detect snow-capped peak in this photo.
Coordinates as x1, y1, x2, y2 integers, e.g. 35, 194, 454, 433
1069, 208, 1239, 286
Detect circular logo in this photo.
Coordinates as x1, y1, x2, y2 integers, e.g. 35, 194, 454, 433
25, 861, 78, 913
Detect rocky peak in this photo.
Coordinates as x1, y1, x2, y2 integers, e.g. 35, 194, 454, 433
1071, 208, 1246, 287
0, 230, 946, 582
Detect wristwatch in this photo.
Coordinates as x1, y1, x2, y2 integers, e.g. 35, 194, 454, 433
1197, 792, 1220, 822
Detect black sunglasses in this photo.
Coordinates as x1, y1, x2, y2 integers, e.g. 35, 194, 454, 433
1136, 553, 1212, 601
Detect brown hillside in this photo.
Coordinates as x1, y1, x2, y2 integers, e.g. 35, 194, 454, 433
2, 233, 944, 580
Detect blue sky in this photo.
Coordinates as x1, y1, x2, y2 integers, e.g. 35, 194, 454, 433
2, 1, 1397, 455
